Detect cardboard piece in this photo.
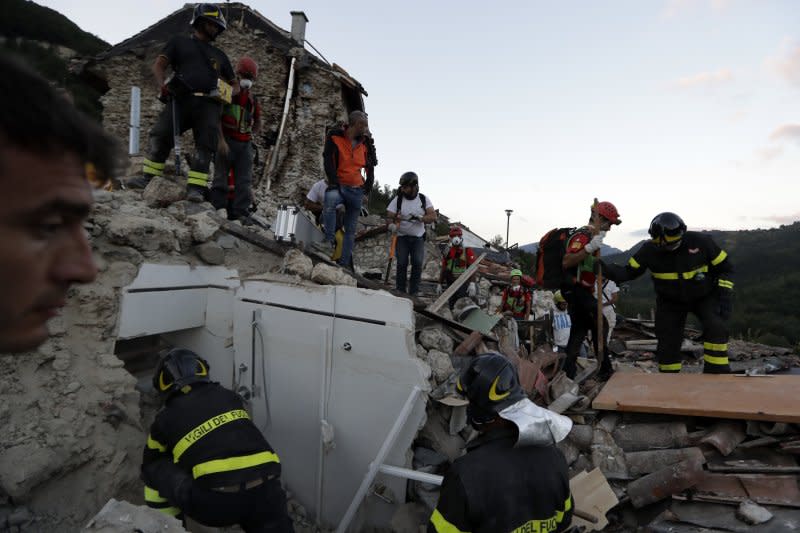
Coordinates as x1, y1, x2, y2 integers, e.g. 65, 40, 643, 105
569, 468, 619, 531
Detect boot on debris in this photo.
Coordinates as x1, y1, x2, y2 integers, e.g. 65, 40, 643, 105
125, 175, 152, 190
186, 185, 206, 203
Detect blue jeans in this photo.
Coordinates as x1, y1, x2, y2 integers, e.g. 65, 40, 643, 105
395, 235, 425, 295
324, 186, 362, 267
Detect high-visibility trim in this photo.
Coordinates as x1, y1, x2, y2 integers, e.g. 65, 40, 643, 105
711, 250, 728, 266
144, 159, 166, 170
659, 362, 682, 372
144, 486, 167, 503
510, 496, 573, 533
143, 165, 164, 176
703, 342, 727, 352
718, 279, 734, 289
159, 506, 182, 516
192, 450, 279, 479
628, 257, 641, 269
173, 409, 250, 462
430, 508, 469, 533
651, 265, 709, 281
704, 354, 729, 365
147, 435, 167, 452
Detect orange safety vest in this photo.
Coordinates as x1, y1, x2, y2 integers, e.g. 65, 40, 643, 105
331, 135, 367, 187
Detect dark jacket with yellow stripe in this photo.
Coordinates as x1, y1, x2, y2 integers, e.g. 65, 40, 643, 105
143, 382, 280, 505
603, 232, 733, 304
429, 427, 573, 533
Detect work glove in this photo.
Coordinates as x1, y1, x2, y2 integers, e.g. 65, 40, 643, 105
584, 231, 606, 254
718, 288, 734, 320
141, 459, 193, 507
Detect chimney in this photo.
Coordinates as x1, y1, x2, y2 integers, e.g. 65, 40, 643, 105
290, 11, 308, 45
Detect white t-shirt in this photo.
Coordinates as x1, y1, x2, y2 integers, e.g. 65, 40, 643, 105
552, 309, 572, 348
596, 279, 619, 305
386, 194, 433, 238
306, 180, 327, 204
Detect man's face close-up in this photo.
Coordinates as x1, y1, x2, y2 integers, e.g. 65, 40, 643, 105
0, 149, 97, 352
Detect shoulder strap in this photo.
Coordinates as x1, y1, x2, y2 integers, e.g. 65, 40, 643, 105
419, 193, 427, 210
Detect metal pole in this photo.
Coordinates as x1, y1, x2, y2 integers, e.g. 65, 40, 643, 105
505, 209, 513, 248
128, 86, 141, 155
377, 464, 443, 485
264, 56, 297, 191
336, 387, 422, 533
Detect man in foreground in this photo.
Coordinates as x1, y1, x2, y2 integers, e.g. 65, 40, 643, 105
0, 52, 118, 353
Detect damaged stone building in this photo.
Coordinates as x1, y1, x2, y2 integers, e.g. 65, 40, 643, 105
80, 2, 368, 213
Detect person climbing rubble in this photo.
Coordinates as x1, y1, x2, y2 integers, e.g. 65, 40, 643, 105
142, 348, 294, 532
602, 212, 734, 373
439, 226, 476, 308
210, 55, 261, 224
428, 353, 573, 533
561, 200, 621, 381
386, 171, 436, 295
306, 178, 346, 260
321, 110, 377, 269
0, 53, 119, 353
126, 4, 236, 203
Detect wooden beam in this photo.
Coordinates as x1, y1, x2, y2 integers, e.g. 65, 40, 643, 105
427, 252, 487, 314
593, 373, 800, 423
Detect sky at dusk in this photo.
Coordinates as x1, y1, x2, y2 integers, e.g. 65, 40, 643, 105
37, 0, 800, 250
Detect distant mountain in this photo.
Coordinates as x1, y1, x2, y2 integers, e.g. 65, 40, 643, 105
0, 0, 110, 119
520, 241, 622, 257
610, 222, 800, 349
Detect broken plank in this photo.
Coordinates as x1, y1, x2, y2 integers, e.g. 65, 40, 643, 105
426, 252, 487, 313
593, 373, 800, 423
417, 308, 497, 343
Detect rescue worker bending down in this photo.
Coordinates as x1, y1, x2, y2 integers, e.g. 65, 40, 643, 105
142, 348, 294, 532
127, 4, 236, 203
429, 353, 573, 533
602, 212, 734, 374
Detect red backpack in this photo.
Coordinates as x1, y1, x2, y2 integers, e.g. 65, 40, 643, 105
533, 227, 577, 289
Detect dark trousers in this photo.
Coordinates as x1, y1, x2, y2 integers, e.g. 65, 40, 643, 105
185, 478, 295, 533
210, 138, 254, 219
655, 294, 730, 373
147, 95, 222, 187
562, 286, 612, 379
396, 235, 425, 295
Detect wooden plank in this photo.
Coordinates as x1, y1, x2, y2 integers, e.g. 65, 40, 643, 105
593, 373, 800, 423
427, 252, 487, 313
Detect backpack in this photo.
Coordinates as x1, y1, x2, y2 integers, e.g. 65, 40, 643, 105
391, 193, 427, 213
534, 227, 579, 289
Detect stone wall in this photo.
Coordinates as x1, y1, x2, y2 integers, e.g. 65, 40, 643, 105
96, 21, 352, 218
353, 228, 443, 283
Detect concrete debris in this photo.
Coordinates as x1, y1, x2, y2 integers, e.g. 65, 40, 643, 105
736, 499, 773, 525
282, 248, 314, 278
186, 211, 221, 243
81, 499, 187, 532
418, 326, 454, 354
195, 241, 225, 265
141, 176, 185, 208
310, 263, 357, 286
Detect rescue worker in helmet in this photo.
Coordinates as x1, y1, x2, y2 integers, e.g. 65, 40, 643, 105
560, 201, 621, 381
428, 353, 573, 533
210, 56, 262, 224
601, 212, 734, 374
498, 269, 532, 320
127, 3, 236, 203
439, 226, 477, 308
142, 348, 294, 532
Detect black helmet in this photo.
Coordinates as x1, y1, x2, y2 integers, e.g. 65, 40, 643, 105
191, 3, 227, 34
153, 348, 210, 393
456, 353, 526, 427
399, 171, 418, 187
649, 212, 687, 251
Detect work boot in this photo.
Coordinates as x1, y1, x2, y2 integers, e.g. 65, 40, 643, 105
186, 186, 206, 203
125, 175, 152, 190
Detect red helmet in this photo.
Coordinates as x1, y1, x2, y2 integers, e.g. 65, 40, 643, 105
236, 56, 258, 78
449, 226, 463, 238
592, 201, 621, 225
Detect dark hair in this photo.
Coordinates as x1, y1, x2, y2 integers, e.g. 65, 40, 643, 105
0, 51, 121, 185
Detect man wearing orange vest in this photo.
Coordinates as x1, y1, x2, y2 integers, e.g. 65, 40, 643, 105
440, 226, 477, 308
322, 110, 376, 268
